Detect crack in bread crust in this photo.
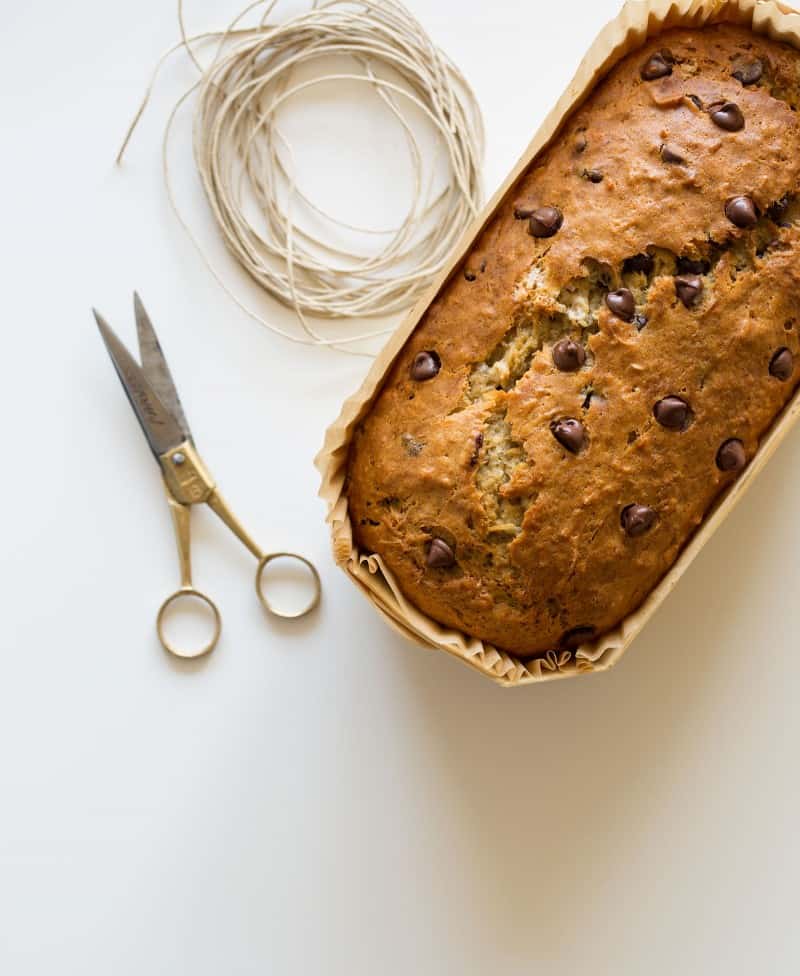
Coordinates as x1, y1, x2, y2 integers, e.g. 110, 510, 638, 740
473, 409, 530, 540
465, 192, 798, 539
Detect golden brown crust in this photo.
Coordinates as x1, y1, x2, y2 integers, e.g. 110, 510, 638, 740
347, 24, 800, 657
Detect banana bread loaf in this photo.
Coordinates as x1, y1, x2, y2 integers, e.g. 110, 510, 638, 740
346, 23, 800, 658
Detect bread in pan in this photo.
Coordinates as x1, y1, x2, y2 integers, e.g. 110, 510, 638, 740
347, 24, 800, 657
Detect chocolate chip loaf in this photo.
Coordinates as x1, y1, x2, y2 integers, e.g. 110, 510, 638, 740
346, 24, 800, 659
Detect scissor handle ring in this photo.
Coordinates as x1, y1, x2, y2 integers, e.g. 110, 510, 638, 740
256, 553, 321, 619
156, 587, 221, 658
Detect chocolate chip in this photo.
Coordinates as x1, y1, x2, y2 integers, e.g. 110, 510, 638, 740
605, 288, 636, 322
410, 350, 441, 381
528, 206, 563, 238
560, 626, 596, 650
653, 395, 692, 430
463, 269, 476, 281
725, 195, 759, 228
732, 59, 763, 85
675, 274, 703, 308
513, 204, 534, 220
634, 313, 648, 331
769, 347, 794, 381
660, 143, 686, 164
582, 169, 603, 183
641, 53, 672, 80
426, 538, 455, 568
552, 338, 586, 372
710, 101, 745, 131
688, 94, 703, 110
676, 256, 709, 275
620, 504, 657, 537
623, 253, 654, 275
716, 438, 746, 472
550, 417, 586, 453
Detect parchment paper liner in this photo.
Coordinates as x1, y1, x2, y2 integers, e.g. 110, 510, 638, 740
316, 0, 800, 686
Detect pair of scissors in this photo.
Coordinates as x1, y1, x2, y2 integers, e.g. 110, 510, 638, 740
94, 294, 321, 659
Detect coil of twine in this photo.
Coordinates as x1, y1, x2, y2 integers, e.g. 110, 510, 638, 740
119, 0, 485, 349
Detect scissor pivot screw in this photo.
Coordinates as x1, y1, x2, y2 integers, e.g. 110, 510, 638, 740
172, 452, 186, 466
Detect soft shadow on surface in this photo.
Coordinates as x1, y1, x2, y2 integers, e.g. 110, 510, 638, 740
158, 637, 215, 675
389, 434, 798, 962
261, 604, 324, 647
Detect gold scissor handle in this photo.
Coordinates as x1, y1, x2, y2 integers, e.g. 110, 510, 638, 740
207, 491, 321, 620
255, 552, 321, 619
156, 587, 221, 659
157, 491, 222, 658
157, 445, 321, 657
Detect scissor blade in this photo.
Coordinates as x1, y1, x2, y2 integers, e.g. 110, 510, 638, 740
94, 309, 186, 459
133, 293, 193, 443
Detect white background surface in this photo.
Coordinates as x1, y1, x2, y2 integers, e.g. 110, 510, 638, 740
3, 0, 800, 972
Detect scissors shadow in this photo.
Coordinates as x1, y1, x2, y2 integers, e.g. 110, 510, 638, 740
158, 647, 214, 675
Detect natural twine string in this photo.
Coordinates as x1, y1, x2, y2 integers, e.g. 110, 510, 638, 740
118, 0, 484, 349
